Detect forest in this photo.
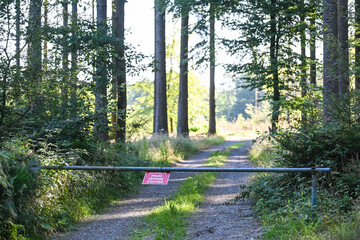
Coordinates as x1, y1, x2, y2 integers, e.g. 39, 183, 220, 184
0, 0, 359, 239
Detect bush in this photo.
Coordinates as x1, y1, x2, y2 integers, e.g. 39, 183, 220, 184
0, 140, 39, 239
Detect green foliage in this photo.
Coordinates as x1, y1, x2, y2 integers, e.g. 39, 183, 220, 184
273, 124, 360, 174
245, 111, 360, 239
249, 137, 276, 167
216, 80, 256, 121
217, 101, 271, 136
243, 172, 360, 239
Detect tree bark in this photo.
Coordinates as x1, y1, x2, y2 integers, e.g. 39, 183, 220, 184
154, 0, 168, 135
356, 0, 360, 89
208, 2, 216, 136
62, 0, 69, 116
28, 0, 42, 114
323, 0, 338, 121
310, 0, 316, 86
70, 0, 78, 117
113, 0, 127, 142
16, 0, 21, 69
300, 0, 307, 123
94, 0, 109, 142
338, 0, 349, 99
270, 0, 280, 132
177, 5, 189, 138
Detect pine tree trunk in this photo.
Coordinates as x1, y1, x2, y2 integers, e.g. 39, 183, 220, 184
338, 0, 349, 100
270, 0, 280, 132
310, 0, 316, 86
94, 0, 109, 142
113, 0, 127, 142
43, 0, 48, 70
208, 2, 216, 136
356, 0, 360, 89
323, 0, 338, 121
300, 0, 307, 123
62, 1, 69, 117
28, 0, 42, 114
16, 0, 20, 69
177, 6, 189, 138
154, 0, 168, 135
70, 0, 78, 117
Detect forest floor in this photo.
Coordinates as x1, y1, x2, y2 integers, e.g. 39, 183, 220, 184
52, 136, 262, 240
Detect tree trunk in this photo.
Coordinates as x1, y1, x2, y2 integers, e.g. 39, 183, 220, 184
177, 6, 189, 138
208, 2, 216, 136
323, 0, 338, 121
113, 0, 127, 142
270, 0, 280, 132
356, 0, 360, 89
338, 0, 349, 99
43, 0, 48, 70
94, 0, 109, 142
28, 0, 42, 114
300, 0, 307, 123
70, 0, 78, 117
62, 0, 69, 117
154, 0, 168, 135
310, 0, 316, 86
16, 0, 20, 69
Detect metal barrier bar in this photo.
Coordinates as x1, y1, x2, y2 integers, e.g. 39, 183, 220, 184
41, 166, 330, 210
41, 166, 330, 173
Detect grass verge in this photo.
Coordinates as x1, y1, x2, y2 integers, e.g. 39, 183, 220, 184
128, 142, 244, 239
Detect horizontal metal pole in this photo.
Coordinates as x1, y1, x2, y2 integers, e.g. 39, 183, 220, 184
41, 166, 330, 173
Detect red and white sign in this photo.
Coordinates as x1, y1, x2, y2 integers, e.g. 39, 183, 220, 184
142, 172, 170, 185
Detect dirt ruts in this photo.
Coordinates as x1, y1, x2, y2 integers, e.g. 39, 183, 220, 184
52, 137, 261, 240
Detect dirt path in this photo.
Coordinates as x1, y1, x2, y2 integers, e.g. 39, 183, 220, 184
53, 137, 261, 240
186, 137, 262, 239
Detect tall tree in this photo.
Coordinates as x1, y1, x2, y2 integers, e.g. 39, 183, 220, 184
70, 0, 78, 117
356, 0, 360, 89
309, 0, 317, 86
177, 2, 190, 138
15, 0, 21, 69
269, 0, 280, 132
154, 0, 168, 135
113, 0, 127, 142
62, 0, 69, 116
94, 0, 109, 142
208, 1, 216, 135
28, 0, 42, 114
338, 0, 349, 98
300, 0, 307, 123
323, 0, 338, 121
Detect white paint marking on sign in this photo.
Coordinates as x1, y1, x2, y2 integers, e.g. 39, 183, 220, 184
142, 172, 170, 185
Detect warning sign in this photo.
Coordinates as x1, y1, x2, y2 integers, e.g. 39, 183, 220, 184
142, 172, 170, 185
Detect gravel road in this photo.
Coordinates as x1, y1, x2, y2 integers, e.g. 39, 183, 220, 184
52, 137, 261, 240
186, 137, 262, 239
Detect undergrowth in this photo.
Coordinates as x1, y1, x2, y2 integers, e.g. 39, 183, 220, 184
246, 133, 360, 239
0, 135, 225, 239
